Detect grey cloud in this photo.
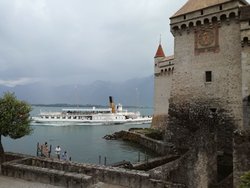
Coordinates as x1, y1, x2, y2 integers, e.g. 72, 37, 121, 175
0, 0, 189, 86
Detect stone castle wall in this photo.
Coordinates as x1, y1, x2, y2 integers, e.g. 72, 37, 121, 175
233, 130, 250, 188
152, 57, 174, 129
170, 3, 243, 128
240, 8, 250, 128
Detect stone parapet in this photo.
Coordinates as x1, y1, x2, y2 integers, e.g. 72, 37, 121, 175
115, 130, 177, 156
1, 153, 184, 188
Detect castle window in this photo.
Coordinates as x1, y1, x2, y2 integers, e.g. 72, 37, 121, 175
196, 20, 202, 26
184, 15, 186, 20
205, 71, 212, 82
210, 108, 217, 113
212, 17, 218, 23
204, 18, 210, 25
249, 20, 250, 26
219, 5, 223, 10
201, 10, 204, 15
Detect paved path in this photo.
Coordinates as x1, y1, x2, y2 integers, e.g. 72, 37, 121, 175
0, 175, 127, 188
0, 175, 63, 188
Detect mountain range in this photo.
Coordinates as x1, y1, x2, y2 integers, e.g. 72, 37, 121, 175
0, 76, 154, 107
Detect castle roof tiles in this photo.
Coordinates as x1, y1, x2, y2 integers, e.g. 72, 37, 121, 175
172, 0, 239, 17
154, 44, 165, 58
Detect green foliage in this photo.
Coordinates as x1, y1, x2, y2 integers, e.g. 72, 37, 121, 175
0, 92, 32, 139
240, 171, 250, 188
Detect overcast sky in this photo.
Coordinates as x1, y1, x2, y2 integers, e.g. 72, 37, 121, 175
0, 0, 207, 87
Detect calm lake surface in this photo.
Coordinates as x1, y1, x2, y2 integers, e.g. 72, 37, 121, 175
3, 106, 156, 165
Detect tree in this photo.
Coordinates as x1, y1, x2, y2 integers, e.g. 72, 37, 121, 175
0, 92, 32, 163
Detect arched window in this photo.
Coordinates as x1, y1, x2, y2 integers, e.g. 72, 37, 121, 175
212, 16, 218, 23
229, 12, 236, 19
220, 14, 227, 21
189, 22, 194, 28
204, 18, 210, 25
181, 24, 187, 29
172, 26, 179, 32
196, 20, 202, 26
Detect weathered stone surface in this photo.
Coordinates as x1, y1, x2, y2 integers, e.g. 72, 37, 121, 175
1, 153, 183, 188
233, 130, 250, 188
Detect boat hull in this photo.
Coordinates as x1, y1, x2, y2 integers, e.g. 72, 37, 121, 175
32, 117, 152, 126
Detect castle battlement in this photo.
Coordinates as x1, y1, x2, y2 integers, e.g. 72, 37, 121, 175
154, 55, 174, 77
170, 0, 245, 33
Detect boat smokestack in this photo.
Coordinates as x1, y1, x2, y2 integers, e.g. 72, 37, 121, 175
109, 96, 116, 113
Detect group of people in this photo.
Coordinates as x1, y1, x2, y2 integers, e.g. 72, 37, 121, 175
40, 142, 69, 161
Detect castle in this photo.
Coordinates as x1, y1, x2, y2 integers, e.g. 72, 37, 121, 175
152, 0, 250, 187
153, 0, 250, 130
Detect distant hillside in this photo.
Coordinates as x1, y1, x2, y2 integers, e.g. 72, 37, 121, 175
0, 76, 154, 107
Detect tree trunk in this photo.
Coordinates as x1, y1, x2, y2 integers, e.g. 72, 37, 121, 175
0, 135, 5, 164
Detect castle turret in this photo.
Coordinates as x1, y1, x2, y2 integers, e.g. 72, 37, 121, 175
154, 44, 165, 58
152, 43, 174, 129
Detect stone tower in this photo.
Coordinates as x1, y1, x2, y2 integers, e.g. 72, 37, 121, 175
151, 1, 250, 187
152, 43, 174, 129
169, 0, 250, 129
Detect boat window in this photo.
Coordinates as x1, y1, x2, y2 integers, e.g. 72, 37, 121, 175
62, 117, 66, 119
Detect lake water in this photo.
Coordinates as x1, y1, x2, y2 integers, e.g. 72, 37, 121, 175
2, 106, 156, 165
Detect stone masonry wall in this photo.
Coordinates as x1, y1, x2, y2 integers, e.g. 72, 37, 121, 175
233, 130, 250, 188
241, 20, 250, 128
170, 18, 243, 128
152, 73, 173, 129
1, 154, 186, 188
116, 130, 176, 156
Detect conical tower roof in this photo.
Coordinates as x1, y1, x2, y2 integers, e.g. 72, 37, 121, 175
154, 44, 165, 58
172, 0, 231, 17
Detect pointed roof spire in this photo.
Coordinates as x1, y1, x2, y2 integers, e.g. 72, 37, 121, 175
154, 36, 165, 58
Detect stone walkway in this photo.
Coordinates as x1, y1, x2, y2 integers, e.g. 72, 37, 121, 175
0, 175, 127, 188
0, 175, 63, 188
